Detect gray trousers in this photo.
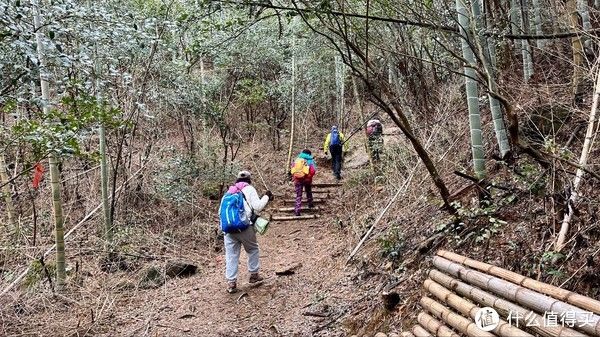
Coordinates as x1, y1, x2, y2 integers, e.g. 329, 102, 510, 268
224, 227, 260, 281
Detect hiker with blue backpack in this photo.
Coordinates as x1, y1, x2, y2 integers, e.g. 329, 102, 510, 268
323, 126, 348, 180
290, 149, 317, 216
219, 170, 273, 293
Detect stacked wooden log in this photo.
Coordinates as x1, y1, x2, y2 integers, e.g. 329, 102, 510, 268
405, 250, 600, 337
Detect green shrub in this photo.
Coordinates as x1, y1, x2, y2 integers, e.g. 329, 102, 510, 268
24, 259, 56, 289
380, 225, 406, 260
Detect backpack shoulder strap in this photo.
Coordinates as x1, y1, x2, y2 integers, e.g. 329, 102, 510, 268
240, 190, 255, 213
240, 191, 257, 224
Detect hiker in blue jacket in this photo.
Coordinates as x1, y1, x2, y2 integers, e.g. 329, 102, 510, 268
323, 126, 349, 180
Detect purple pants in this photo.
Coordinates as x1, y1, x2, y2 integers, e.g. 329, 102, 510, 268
294, 180, 313, 214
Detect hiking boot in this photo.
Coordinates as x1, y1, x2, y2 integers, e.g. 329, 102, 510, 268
227, 281, 238, 293
249, 273, 264, 283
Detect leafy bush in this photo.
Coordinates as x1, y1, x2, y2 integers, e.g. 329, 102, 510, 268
380, 225, 406, 260
24, 260, 56, 289
152, 146, 240, 204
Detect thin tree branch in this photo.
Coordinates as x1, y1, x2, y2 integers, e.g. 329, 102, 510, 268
214, 0, 600, 40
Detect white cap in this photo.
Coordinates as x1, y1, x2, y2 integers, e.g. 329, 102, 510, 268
237, 170, 252, 179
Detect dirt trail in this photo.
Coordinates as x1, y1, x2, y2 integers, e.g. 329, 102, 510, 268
117, 182, 359, 337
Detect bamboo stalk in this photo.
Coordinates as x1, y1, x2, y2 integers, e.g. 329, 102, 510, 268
418, 312, 461, 337
424, 279, 534, 337
412, 324, 434, 337
469, 0, 510, 158
34, 0, 66, 291
48, 154, 66, 291
429, 269, 587, 337
437, 250, 600, 315
457, 0, 486, 179
421, 296, 495, 337
433, 256, 600, 335
272, 215, 319, 221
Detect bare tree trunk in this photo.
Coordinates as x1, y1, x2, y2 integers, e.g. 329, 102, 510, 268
577, 0, 591, 49
99, 125, 112, 248
531, 0, 545, 49
48, 154, 66, 290
568, 0, 585, 99
510, 0, 521, 55
93, 33, 113, 251
0, 153, 15, 226
200, 58, 210, 156
286, 37, 296, 175
520, 0, 534, 82
351, 76, 373, 169
335, 55, 346, 129
555, 67, 600, 252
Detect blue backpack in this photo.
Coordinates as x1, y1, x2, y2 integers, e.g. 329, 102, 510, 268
219, 192, 250, 233
330, 130, 341, 146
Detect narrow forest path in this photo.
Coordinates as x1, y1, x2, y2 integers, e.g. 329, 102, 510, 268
115, 180, 363, 337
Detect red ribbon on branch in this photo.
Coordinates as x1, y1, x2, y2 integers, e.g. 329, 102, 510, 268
32, 163, 45, 189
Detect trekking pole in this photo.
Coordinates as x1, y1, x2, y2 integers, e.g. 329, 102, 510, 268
251, 161, 270, 191
341, 111, 379, 145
